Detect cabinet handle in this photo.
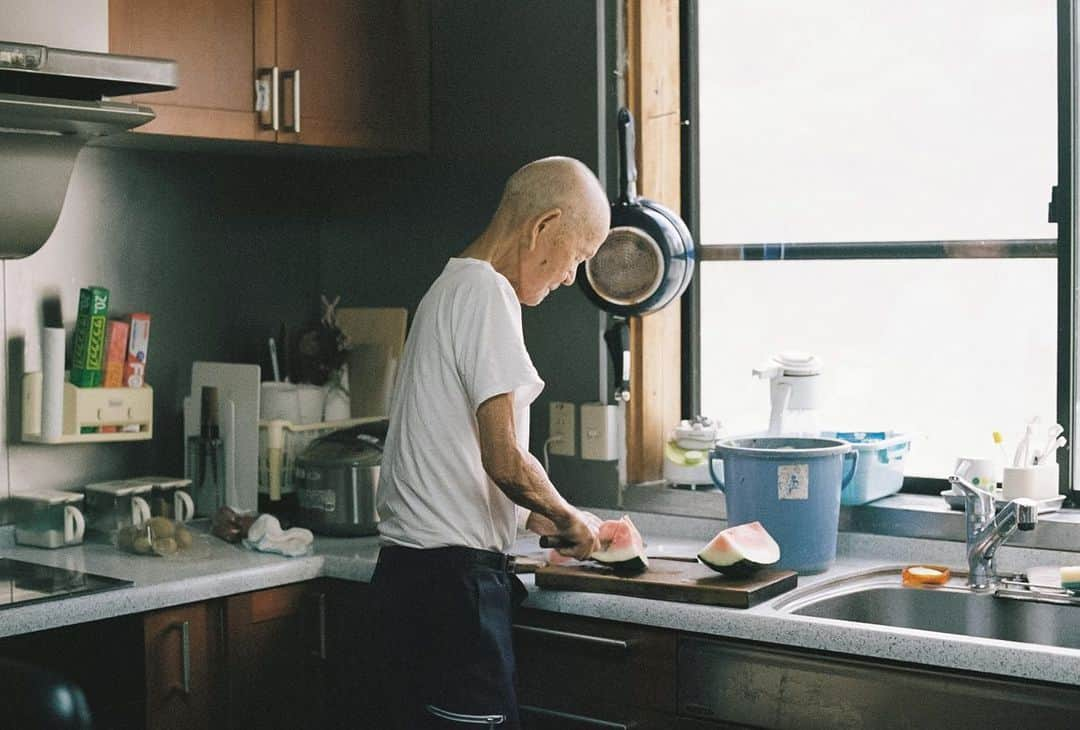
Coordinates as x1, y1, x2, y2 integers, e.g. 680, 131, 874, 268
512, 624, 630, 651
519, 704, 629, 729
171, 620, 191, 696
311, 591, 327, 660
256, 66, 280, 131
282, 68, 301, 133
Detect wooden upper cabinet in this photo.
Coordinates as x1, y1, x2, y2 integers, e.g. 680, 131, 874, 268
109, 0, 274, 142
274, 0, 430, 152
108, 0, 430, 152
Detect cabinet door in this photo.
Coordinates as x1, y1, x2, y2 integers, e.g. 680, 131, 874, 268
109, 0, 276, 141
224, 583, 328, 730
144, 601, 222, 730
273, 0, 430, 152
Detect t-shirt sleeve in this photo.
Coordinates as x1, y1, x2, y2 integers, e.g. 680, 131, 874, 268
454, 274, 544, 413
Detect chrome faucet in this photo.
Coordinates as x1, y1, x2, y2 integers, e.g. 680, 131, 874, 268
947, 475, 1039, 590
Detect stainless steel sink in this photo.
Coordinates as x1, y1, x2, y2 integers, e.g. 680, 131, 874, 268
775, 566, 1080, 650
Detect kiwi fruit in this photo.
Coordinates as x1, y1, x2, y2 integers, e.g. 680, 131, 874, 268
152, 537, 178, 556
148, 516, 176, 540
133, 535, 153, 555
175, 526, 193, 550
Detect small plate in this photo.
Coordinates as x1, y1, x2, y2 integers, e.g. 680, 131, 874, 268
940, 490, 1065, 514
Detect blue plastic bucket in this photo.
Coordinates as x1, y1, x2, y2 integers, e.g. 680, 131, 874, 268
709, 437, 857, 574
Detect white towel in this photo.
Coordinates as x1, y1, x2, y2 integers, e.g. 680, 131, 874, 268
242, 514, 314, 558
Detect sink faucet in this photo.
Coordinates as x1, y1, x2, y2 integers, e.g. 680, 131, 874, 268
947, 475, 1039, 590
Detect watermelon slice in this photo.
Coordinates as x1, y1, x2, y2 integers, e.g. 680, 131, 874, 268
697, 521, 780, 577
591, 515, 649, 573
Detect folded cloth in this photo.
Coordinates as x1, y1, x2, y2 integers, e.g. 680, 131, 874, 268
242, 514, 314, 558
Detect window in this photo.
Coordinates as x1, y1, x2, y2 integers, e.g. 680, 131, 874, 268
691, 1, 1064, 482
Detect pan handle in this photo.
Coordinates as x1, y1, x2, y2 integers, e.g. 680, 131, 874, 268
604, 319, 629, 398
617, 107, 639, 204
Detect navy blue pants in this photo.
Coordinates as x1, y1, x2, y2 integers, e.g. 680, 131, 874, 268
371, 545, 527, 729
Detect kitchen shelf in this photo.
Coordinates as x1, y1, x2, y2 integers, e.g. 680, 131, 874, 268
22, 372, 153, 444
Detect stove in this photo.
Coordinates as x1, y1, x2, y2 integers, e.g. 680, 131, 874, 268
0, 558, 132, 610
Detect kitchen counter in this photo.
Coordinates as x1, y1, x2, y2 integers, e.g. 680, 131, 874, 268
0, 511, 1078, 686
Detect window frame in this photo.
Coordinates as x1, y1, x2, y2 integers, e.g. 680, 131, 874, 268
681, 0, 1077, 498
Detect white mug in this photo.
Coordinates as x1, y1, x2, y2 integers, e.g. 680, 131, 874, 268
953, 456, 997, 493
295, 384, 326, 425
1002, 464, 1057, 500
261, 382, 301, 423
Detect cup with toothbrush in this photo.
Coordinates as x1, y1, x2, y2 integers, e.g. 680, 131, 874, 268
1001, 422, 1065, 500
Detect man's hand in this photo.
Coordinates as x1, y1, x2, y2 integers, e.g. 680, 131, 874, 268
526, 509, 602, 537
552, 509, 600, 560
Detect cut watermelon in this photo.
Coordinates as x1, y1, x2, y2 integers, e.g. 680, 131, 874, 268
697, 521, 780, 577
591, 515, 649, 573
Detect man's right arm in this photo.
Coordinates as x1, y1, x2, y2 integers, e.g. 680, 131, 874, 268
476, 392, 598, 560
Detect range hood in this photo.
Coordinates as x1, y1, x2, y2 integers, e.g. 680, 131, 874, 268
0, 40, 177, 258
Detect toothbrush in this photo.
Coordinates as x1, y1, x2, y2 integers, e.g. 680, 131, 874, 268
1035, 425, 1065, 466
992, 431, 1008, 469
1036, 435, 1067, 465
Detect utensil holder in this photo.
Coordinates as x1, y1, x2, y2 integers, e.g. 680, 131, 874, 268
22, 372, 153, 443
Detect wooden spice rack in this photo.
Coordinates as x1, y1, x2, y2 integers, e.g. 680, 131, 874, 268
22, 372, 153, 443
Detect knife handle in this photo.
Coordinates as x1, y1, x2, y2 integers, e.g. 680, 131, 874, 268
539, 536, 571, 549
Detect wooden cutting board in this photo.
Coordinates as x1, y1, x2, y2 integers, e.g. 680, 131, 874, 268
535, 559, 798, 609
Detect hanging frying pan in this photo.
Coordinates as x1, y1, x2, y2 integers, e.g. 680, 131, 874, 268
580, 107, 696, 317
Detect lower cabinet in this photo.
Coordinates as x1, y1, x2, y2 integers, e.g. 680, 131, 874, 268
143, 601, 223, 730
512, 608, 678, 729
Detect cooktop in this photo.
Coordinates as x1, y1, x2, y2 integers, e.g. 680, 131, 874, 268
0, 558, 132, 610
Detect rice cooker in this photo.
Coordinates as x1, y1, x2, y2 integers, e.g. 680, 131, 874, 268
294, 420, 387, 537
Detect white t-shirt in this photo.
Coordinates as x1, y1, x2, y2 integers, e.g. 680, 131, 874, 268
377, 257, 544, 552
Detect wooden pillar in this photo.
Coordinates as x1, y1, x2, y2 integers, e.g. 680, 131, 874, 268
625, 0, 682, 483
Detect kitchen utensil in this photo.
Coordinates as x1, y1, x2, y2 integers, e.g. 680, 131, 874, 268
268, 337, 281, 382
347, 343, 398, 417
535, 559, 797, 608
83, 479, 152, 534
824, 430, 912, 505
753, 352, 823, 436
13, 490, 86, 549
260, 382, 301, 422
709, 437, 857, 573
187, 387, 225, 517
293, 419, 387, 536
187, 361, 260, 512
579, 107, 696, 317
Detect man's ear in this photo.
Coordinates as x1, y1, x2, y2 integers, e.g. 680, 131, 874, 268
527, 208, 563, 250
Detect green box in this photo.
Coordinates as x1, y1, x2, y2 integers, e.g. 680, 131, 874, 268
70, 286, 110, 388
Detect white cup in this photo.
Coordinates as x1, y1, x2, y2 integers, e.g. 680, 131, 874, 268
295, 384, 326, 425
1002, 464, 1057, 500
953, 456, 998, 494
261, 382, 300, 423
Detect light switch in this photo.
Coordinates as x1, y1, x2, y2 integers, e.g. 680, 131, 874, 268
581, 403, 619, 461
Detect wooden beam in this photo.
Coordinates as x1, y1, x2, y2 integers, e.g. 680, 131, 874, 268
625, 0, 682, 483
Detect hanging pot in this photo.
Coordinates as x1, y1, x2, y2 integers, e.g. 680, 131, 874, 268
580, 107, 696, 317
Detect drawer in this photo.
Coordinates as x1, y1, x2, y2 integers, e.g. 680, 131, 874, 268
513, 610, 676, 716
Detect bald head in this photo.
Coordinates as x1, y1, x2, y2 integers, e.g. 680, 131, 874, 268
492, 157, 610, 242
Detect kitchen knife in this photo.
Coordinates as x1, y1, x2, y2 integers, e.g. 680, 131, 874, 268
539, 535, 699, 562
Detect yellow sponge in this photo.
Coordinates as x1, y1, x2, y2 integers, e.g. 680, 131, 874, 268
1061, 566, 1080, 592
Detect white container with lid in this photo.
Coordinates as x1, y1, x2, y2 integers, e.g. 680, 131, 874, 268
13, 489, 86, 548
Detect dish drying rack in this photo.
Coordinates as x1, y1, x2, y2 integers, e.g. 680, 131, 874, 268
259, 417, 384, 500
996, 577, 1080, 606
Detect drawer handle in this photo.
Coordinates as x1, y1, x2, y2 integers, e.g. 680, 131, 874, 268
281, 68, 301, 133
256, 66, 279, 131
171, 620, 191, 696
311, 592, 327, 660
519, 704, 629, 729
512, 624, 630, 651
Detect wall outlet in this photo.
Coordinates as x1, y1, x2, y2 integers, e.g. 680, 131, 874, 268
581, 403, 619, 461
548, 402, 576, 456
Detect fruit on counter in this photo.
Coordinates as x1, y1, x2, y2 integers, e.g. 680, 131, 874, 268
698, 521, 781, 577
116, 519, 195, 556
147, 516, 175, 539
211, 506, 258, 544
591, 515, 649, 574
132, 534, 153, 555
175, 525, 193, 550
152, 537, 178, 556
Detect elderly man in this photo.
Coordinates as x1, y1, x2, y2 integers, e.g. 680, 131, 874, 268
372, 157, 611, 728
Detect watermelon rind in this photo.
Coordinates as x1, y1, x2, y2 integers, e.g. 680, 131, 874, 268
697, 521, 780, 577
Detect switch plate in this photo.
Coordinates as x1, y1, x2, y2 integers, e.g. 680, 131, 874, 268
581, 403, 619, 461
548, 402, 575, 456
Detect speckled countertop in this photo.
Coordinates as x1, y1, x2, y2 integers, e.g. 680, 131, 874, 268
1, 510, 1078, 685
